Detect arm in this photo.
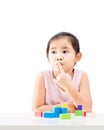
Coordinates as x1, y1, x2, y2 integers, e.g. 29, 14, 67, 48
32, 72, 46, 111
32, 72, 77, 112
55, 71, 92, 112
75, 72, 92, 111
32, 72, 56, 112
67, 72, 92, 112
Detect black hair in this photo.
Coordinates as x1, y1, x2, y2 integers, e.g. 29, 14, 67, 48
46, 32, 80, 57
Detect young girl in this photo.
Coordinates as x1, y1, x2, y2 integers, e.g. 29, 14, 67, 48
32, 32, 92, 113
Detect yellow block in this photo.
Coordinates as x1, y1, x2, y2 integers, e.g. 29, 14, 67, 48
62, 103, 69, 108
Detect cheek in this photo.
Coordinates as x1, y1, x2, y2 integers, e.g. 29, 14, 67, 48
48, 58, 55, 67
66, 55, 75, 62
48, 55, 56, 63
66, 58, 76, 67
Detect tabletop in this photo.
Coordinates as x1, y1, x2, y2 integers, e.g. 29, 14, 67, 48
0, 113, 104, 130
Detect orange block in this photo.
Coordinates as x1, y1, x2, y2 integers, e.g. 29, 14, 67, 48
86, 112, 96, 118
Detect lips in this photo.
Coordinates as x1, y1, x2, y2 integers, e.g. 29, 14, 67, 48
57, 62, 63, 65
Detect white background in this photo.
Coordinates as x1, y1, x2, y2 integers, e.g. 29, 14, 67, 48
0, 0, 104, 113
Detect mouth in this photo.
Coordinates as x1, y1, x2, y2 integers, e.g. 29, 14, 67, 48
56, 62, 63, 66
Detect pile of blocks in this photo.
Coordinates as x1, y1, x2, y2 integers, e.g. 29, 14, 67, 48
34, 104, 95, 119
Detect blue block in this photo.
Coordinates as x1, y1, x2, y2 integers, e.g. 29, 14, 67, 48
43, 107, 68, 118
43, 112, 59, 118
53, 107, 62, 114
61, 108, 68, 113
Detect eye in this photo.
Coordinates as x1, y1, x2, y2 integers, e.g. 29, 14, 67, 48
51, 50, 57, 54
63, 50, 69, 54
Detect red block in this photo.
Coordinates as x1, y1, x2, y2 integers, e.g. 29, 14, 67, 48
34, 111, 43, 117
83, 111, 86, 117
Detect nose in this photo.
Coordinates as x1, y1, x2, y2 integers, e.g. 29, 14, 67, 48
57, 58, 62, 61
56, 52, 63, 61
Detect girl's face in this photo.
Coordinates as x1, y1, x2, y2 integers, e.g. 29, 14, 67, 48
48, 38, 82, 74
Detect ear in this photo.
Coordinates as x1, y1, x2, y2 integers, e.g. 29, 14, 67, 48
75, 52, 82, 63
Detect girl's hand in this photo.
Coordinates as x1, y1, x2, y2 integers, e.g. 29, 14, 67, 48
54, 63, 72, 91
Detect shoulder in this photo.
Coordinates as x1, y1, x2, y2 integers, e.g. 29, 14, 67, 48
81, 71, 89, 82
74, 69, 89, 83
35, 70, 51, 80
35, 71, 44, 79
74, 69, 90, 91
74, 68, 83, 73
75, 69, 90, 85
74, 69, 88, 77
74, 69, 84, 80
34, 71, 46, 90
34, 70, 52, 90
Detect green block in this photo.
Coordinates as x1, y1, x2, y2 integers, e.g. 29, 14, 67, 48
75, 110, 82, 116
59, 113, 71, 119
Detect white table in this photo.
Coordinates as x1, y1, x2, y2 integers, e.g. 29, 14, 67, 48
0, 113, 104, 130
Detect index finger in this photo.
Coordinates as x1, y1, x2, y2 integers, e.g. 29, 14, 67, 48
58, 63, 65, 74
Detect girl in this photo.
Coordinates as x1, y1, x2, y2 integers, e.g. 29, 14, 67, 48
32, 32, 92, 113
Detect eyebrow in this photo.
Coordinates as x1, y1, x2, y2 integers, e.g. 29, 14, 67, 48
50, 47, 57, 50
50, 46, 70, 50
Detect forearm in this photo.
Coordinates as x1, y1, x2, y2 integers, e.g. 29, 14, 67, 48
32, 103, 77, 113
33, 104, 55, 112
65, 86, 92, 112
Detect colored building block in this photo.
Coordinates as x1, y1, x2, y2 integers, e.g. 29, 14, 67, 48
62, 103, 69, 108
43, 111, 59, 118
82, 111, 86, 117
61, 108, 68, 113
43, 106, 68, 118
52, 107, 62, 114
77, 105, 82, 110
59, 113, 71, 119
43, 107, 61, 118
86, 112, 96, 118
75, 110, 83, 116
34, 111, 43, 117
53, 106, 68, 114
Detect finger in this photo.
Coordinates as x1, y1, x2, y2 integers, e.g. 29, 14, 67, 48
53, 78, 58, 85
53, 78, 57, 83
58, 63, 65, 74
53, 78, 65, 91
